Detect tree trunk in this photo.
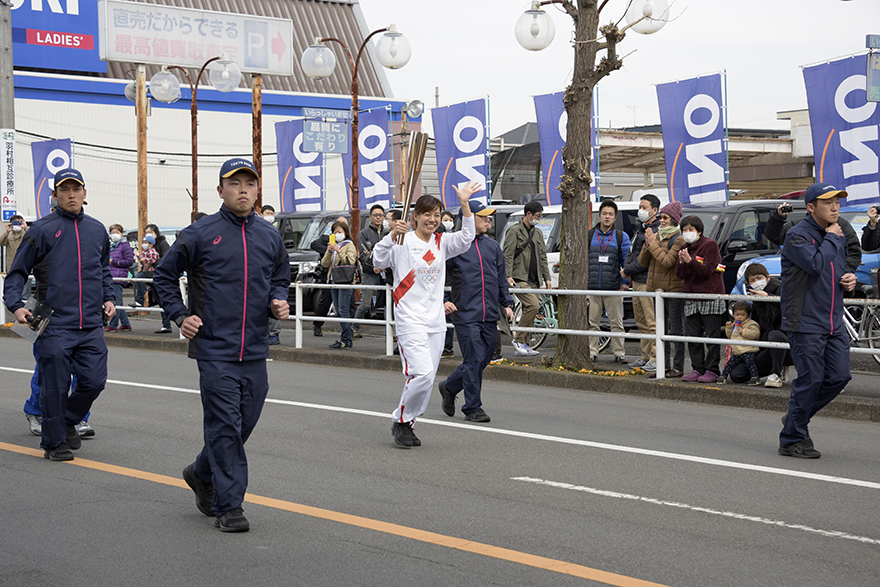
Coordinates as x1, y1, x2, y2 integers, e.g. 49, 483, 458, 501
554, 1, 600, 371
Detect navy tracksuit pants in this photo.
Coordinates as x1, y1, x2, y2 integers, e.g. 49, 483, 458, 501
192, 359, 269, 515
780, 331, 851, 446
34, 327, 107, 451
443, 321, 497, 415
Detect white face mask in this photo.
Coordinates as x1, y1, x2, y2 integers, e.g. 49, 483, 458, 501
264, 215, 275, 223
335, 232, 346, 241
442, 221, 454, 231
142, 243, 151, 250
637, 209, 652, 223
110, 233, 122, 242
750, 278, 767, 292
12, 225, 22, 232
382, 220, 391, 231
682, 231, 699, 244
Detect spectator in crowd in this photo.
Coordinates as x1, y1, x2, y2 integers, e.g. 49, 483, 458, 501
322, 220, 358, 349
3, 168, 115, 461
2, 214, 27, 272
863, 204, 879, 251
587, 199, 631, 364
353, 204, 387, 340
622, 194, 661, 372
384, 209, 402, 355
778, 183, 854, 459
146, 224, 174, 334
638, 201, 686, 378
732, 263, 794, 388
153, 157, 290, 531
503, 200, 551, 357
133, 234, 159, 311
261, 206, 282, 345
717, 301, 762, 385
311, 216, 351, 338
440, 210, 455, 233
105, 223, 134, 332
676, 215, 726, 383
438, 209, 457, 357
373, 184, 479, 448
438, 201, 514, 423
766, 202, 861, 274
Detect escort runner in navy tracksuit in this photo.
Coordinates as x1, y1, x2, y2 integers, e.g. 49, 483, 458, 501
153, 159, 291, 532
779, 182, 854, 459
438, 201, 515, 422
3, 168, 115, 461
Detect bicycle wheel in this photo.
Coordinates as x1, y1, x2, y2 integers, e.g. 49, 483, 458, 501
865, 306, 880, 366
596, 319, 612, 353
512, 299, 546, 350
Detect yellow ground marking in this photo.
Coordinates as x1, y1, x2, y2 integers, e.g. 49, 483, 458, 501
1, 441, 672, 587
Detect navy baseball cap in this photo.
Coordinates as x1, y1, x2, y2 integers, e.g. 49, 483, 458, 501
462, 199, 496, 217
220, 158, 259, 181
804, 182, 847, 205
54, 168, 85, 188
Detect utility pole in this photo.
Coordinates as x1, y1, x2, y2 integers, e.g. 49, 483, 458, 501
1, 0, 16, 130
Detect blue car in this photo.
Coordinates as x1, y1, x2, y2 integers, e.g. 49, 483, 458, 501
732, 204, 880, 297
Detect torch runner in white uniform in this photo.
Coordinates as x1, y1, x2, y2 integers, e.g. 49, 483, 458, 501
373, 183, 480, 448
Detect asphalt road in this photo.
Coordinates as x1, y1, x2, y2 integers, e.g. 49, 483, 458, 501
2, 337, 879, 587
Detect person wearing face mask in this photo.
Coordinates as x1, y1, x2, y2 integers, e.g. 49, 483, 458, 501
675, 215, 726, 383
2, 215, 28, 273
638, 201, 686, 378
105, 224, 134, 332
732, 263, 793, 388
133, 234, 159, 311
321, 220, 358, 349
503, 200, 551, 357
260, 205, 275, 224
621, 194, 662, 372
353, 204, 387, 340
437, 209, 457, 356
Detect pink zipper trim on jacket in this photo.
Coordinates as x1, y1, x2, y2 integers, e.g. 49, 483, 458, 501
829, 260, 835, 334
475, 238, 486, 321
240, 219, 248, 361
75, 218, 83, 329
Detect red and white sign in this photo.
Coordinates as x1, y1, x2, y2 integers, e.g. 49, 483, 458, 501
26, 28, 94, 49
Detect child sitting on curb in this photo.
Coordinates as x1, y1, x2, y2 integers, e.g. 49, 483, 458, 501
717, 301, 762, 385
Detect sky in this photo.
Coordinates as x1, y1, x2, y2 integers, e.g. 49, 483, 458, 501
358, 0, 880, 138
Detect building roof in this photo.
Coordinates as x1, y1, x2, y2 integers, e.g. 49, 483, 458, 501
18, 0, 392, 98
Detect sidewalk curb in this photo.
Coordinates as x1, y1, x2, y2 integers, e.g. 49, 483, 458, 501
3, 328, 877, 423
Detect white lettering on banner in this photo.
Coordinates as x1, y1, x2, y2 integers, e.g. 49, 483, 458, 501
685, 140, 724, 188
46, 149, 70, 177
688, 189, 727, 205
11, 0, 79, 14
833, 74, 880, 202
683, 94, 720, 139
292, 133, 321, 209
358, 124, 390, 201
452, 116, 487, 201
834, 75, 876, 124
558, 111, 568, 142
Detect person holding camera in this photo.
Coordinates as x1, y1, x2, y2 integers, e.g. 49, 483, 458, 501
353, 204, 387, 339
862, 204, 880, 251
766, 200, 861, 275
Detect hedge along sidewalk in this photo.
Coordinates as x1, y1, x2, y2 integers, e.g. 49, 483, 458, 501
3, 327, 878, 424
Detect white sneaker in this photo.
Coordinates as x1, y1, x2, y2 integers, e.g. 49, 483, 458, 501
642, 360, 657, 372
75, 420, 96, 438
781, 366, 790, 384
513, 341, 539, 357
764, 373, 784, 388
26, 414, 42, 436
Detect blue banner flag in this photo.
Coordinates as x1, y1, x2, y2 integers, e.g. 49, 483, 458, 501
804, 54, 880, 205
656, 74, 727, 204
533, 91, 598, 206
31, 138, 72, 219
275, 120, 323, 212
432, 99, 488, 207
342, 107, 393, 210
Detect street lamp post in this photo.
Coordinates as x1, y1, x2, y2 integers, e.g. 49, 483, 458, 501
514, 0, 668, 371
150, 56, 241, 223
301, 25, 411, 248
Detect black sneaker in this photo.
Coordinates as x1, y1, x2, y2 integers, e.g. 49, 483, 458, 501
464, 408, 491, 423
748, 377, 762, 386
438, 381, 455, 417
313, 326, 323, 337
214, 507, 250, 532
66, 423, 82, 450
778, 440, 820, 459
614, 355, 628, 364
183, 464, 216, 517
392, 421, 415, 448
44, 443, 74, 461
590, 355, 598, 363
155, 327, 173, 334
491, 351, 502, 361
442, 348, 454, 357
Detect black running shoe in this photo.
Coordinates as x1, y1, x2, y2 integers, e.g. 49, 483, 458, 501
183, 464, 216, 517
214, 507, 250, 532
438, 381, 455, 417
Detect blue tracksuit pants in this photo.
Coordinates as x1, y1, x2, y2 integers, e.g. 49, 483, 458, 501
192, 359, 269, 515
780, 331, 851, 446
443, 321, 497, 415
24, 344, 85, 421
34, 327, 107, 450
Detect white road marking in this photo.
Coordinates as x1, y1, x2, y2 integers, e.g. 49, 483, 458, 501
3, 365, 880, 491
512, 476, 880, 546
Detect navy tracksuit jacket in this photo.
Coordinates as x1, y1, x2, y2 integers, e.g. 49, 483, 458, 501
444, 233, 514, 414
153, 204, 290, 514
3, 208, 114, 450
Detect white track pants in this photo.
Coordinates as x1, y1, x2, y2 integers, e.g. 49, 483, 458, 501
392, 331, 445, 424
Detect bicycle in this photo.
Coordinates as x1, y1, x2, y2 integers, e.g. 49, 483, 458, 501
512, 293, 611, 351
843, 268, 880, 365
